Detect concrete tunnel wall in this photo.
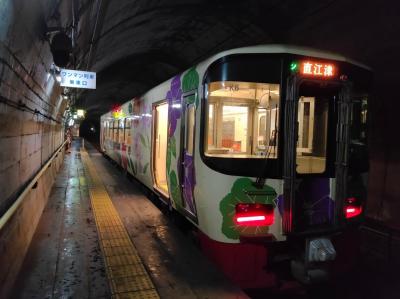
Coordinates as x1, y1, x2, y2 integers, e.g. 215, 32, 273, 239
0, 1, 69, 295
0, 0, 67, 215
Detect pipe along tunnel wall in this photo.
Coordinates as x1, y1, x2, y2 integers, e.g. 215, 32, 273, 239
0, 144, 66, 298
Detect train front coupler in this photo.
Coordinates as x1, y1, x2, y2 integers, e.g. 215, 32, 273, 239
290, 236, 337, 284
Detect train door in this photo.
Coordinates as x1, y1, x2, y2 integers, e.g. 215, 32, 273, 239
100, 120, 106, 150
179, 91, 198, 219
283, 77, 340, 233
152, 102, 169, 197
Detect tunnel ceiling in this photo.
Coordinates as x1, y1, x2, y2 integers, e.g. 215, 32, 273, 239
54, 0, 399, 121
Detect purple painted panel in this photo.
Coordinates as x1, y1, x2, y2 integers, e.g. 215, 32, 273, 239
182, 150, 196, 214
166, 75, 182, 137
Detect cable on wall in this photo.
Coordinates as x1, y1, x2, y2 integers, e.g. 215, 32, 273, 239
0, 95, 61, 124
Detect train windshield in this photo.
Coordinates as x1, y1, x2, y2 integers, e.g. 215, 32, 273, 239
349, 96, 369, 173
205, 81, 280, 158
295, 82, 339, 174
296, 95, 329, 174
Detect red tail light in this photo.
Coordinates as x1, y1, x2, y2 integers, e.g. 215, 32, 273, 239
234, 203, 274, 226
344, 197, 362, 219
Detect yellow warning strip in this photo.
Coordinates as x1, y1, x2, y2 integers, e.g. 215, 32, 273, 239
81, 149, 160, 299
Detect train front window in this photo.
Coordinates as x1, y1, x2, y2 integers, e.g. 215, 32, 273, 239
295, 80, 340, 174
351, 97, 367, 145
205, 81, 280, 158
296, 96, 329, 173
349, 96, 369, 173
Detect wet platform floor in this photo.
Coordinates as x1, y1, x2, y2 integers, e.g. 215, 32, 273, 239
12, 139, 248, 299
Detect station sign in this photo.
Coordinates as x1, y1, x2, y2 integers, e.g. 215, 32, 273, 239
60, 68, 96, 89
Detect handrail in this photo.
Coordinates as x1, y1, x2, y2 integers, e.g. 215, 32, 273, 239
0, 140, 67, 231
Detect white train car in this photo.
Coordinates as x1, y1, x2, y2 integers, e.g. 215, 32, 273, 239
100, 45, 371, 287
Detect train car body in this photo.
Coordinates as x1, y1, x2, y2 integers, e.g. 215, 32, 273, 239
100, 45, 372, 288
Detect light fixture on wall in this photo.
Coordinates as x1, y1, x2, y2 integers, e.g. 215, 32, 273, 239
61, 91, 69, 100
50, 63, 62, 83
77, 109, 85, 118
50, 32, 72, 68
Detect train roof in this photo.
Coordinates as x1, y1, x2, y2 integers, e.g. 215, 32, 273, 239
101, 44, 371, 118
202, 44, 371, 71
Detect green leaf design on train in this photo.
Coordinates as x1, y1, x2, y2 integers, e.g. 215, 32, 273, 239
170, 136, 176, 158
182, 67, 199, 92
166, 148, 171, 174
166, 136, 176, 172
220, 178, 277, 240
182, 68, 199, 107
169, 170, 182, 207
128, 157, 136, 175
139, 133, 147, 148
143, 162, 149, 174
186, 94, 196, 105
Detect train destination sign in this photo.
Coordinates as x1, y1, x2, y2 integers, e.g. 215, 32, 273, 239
60, 68, 96, 89
300, 61, 336, 77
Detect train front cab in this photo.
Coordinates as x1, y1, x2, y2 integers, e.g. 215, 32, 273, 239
200, 52, 371, 287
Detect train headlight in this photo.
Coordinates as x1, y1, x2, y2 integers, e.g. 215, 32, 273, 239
234, 203, 274, 226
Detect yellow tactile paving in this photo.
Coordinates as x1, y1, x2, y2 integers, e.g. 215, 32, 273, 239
111, 289, 160, 299
110, 275, 155, 293
102, 238, 133, 248
81, 149, 160, 298
103, 245, 138, 257
108, 264, 147, 279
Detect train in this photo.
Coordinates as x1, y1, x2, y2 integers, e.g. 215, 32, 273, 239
100, 45, 371, 288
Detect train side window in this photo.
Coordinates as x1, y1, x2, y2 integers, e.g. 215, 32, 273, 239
110, 120, 114, 140
125, 118, 132, 145
113, 120, 119, 142
205, 81, 280, 158
207, 103, 216, 147
118, 120, 124, 143
185, 104, 196, 155
111, 120, 114, 141
104, 121, 107, 138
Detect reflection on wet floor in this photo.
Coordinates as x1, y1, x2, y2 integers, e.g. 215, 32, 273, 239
12, 138, 248, 299
12, 140, 110, 299
85, 140, 249, 298
81, 148, 160, 298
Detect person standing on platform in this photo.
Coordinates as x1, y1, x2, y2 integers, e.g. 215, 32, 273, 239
66, 128, 72, 153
